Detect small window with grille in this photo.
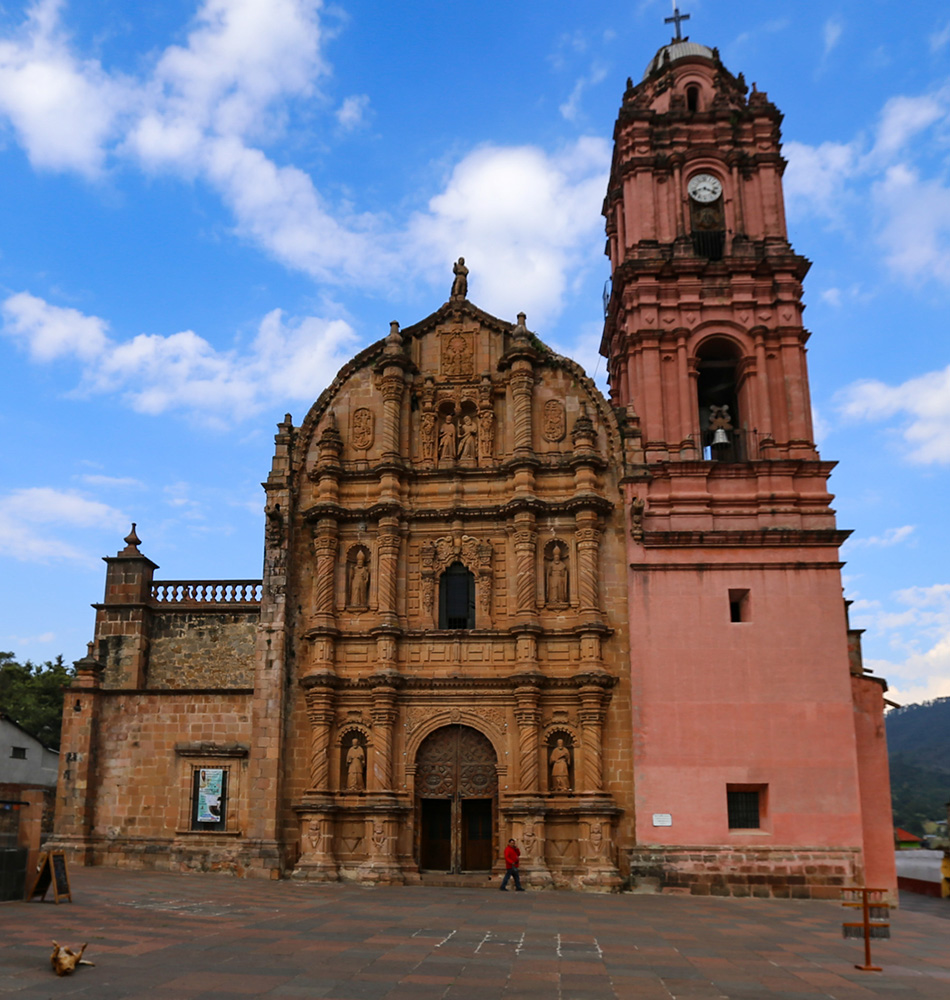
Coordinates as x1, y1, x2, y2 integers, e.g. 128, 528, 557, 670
10, 746, 27, 760
727, 785, 766, 829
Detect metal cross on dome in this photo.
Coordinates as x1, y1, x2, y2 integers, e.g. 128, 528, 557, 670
665, 5, 690, 42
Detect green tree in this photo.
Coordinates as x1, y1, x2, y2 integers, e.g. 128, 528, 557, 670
0, 652, 74, 750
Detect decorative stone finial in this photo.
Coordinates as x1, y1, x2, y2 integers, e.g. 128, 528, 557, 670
450, 257, 469, 300
120, 523, 141, 555
384, 320, 404, 356
572, 402, 596, 449
512, 312, 528, 341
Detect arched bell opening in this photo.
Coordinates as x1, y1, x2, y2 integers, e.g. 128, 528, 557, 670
415, 724, 498, 873
696, 338, 745, 462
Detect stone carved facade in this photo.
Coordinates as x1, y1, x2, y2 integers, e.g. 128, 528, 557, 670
283, 295, 629, 889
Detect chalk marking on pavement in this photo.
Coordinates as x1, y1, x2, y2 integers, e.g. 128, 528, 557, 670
474, 931, 492, 953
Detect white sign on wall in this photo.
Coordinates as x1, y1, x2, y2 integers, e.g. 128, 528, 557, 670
652, 813, 672, 827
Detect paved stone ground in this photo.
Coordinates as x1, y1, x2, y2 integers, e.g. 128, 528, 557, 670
1, 868, 948, 999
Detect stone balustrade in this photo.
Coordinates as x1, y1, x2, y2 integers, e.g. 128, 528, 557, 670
150, 580, 262, 606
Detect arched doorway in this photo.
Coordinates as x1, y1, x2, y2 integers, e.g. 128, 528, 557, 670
415, 724, 497, 873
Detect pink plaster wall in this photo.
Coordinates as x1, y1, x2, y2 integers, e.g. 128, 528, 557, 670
629, 558, 866, 851
851, 676, 898, 896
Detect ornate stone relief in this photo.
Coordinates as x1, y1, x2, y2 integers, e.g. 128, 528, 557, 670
542, 399, 566, 442
441, 331, 474, 378
630, 497, 646, 541
350, 407, 375, 452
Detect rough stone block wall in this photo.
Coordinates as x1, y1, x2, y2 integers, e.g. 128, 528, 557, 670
86, 691, 256, 873
626, 845, 861, 899
147, 611, 258, 689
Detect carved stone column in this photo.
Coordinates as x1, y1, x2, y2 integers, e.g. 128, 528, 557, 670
512, 512, 537, 618
575, 511, 601, 615
510, 364, 535, 459
376, 516, 401, 625
513, 679, 541, 794
369, 678, 398, 792
380, 377, 405, 462
576, 676, 610, 794
302, 678, 337, 791
311, 518, 339, 625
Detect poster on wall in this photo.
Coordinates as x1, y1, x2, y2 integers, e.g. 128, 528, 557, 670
196, 768, 224, 823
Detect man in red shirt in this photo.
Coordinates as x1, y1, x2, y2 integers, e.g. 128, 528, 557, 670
499, 838, 525, 891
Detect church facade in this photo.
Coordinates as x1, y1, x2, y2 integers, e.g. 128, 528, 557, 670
49, 38, 896, 897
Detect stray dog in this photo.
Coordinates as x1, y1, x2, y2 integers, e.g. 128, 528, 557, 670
50, 942, 94, 976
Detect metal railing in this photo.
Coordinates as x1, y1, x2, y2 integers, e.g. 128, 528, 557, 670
150, 581, 262, 606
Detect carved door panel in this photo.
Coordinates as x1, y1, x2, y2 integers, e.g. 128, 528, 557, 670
416, 725, 497, 873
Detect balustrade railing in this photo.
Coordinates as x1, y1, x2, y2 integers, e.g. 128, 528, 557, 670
150, 580, 262, 606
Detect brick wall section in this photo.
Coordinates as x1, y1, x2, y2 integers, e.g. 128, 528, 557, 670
626, 845, 861, 899
147, 611, 258, 688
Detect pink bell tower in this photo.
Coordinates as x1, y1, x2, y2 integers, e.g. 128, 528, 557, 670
602, 29, 896, 897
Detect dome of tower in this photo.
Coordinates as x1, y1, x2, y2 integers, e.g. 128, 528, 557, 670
642, 41, 715, 79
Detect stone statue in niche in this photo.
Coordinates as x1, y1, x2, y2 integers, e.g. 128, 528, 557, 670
588, 822, 607, 858
345, 737, 366, 792
372, 820, 387, 854
549, 739, 572, 792
458, 414, 477, 460
347, 550, 370, 608
450, 257, 468, 299
546, 545, 569, 607
439, 413, 457, 461
351, 407, 374, 451
420, 403, 437, 461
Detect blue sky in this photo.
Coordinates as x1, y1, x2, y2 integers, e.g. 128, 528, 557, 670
1, 0, 949, 707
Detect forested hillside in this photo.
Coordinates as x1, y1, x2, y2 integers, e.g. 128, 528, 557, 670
886, 698, 950, 836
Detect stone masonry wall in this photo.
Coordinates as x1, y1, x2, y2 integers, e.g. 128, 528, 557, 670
626, 846, 861, 900
147, 610, 258, 689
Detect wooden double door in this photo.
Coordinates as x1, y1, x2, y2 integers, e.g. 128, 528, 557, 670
416, 725, 497, 873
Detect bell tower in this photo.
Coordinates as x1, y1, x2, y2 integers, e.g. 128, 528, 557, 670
602, 31, 897, 897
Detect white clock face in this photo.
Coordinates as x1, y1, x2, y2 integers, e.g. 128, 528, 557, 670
688, 173, 723, 203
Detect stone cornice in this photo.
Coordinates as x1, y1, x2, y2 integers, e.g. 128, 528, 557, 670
642, 528, 851, 548
328, 673, 620, 693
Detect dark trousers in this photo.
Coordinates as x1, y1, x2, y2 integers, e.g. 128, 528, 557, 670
500, 866, 522, 890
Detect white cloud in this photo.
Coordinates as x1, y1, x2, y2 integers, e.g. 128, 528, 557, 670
0, 0, 127, 176
850, 583, 950, 705
783, 139, 859, 221
846, 525, 915, 548
0, 487, 127, 563
408, 139, 610, 327
1, 292, 358, 423
823, 17, 843, 57
837, 365, 950, 464
930, 21, 950, 53
1, 291, 110, 361
559, 63, 608, 123
784, 83, 950, 289
0, 2, 613, 329
75, 475, 146, 489
336, 94, 369, 131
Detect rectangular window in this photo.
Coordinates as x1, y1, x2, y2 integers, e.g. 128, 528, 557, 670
11, 746, 27, 759
191, 767, 228, 831
727, 786, 766, 829
729, 588, 750, 623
